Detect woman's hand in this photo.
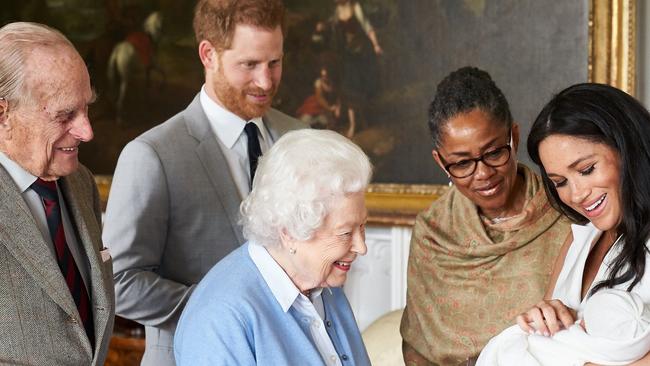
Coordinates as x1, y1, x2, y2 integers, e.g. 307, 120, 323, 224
516, 299, 577, 336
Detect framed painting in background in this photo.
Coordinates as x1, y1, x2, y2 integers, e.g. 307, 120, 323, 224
1, 1, 204, 174
0, 0, 635, 224
280, 0, 635, 224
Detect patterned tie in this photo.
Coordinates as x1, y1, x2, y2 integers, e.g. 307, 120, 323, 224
30, 178, 94, 346
244, 122, 262, 185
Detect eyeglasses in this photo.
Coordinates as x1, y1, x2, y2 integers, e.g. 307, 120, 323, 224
438, 134, 513, 178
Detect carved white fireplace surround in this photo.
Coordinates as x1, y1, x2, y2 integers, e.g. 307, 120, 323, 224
343, 226, 412, 331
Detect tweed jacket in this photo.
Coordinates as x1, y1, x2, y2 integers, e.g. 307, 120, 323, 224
0, 163, 115, 365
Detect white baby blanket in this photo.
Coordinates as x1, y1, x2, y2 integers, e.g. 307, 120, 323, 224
476, 289, 650, 366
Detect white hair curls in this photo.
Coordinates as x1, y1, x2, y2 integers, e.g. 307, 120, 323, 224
240, 129, 372, 247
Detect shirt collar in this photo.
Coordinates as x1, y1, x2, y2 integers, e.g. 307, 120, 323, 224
0, 151, 37, 193
248, 242, 322, 312
199, 85, 267, 149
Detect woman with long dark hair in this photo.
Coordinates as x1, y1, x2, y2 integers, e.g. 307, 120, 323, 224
519, 82, 650, 364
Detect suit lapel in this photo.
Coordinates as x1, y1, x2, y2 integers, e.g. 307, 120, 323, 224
59, 172, 111, 357
264, 108, 302, 142
0, 166, 78, 318
184, 96, 245, 243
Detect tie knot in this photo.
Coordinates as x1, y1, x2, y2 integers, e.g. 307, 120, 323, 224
244, 122, 258, 137
31, 178, 58, 202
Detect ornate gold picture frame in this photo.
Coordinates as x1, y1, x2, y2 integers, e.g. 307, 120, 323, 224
363, 0, 636, 225
95, 0, 635, 226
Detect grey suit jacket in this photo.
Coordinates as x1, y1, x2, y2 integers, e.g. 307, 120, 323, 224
0, 164, 115, 365
102, 95, 305, 366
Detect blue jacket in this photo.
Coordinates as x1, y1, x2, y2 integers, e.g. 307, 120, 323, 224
174, 243, 371, 366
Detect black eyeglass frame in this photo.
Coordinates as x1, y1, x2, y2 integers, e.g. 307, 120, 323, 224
438, 134, 513, 179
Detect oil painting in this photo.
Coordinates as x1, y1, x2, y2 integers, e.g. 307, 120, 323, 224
2, 0, 591, 185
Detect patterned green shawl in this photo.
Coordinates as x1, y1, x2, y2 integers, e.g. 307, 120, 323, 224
400, 164, 571, 366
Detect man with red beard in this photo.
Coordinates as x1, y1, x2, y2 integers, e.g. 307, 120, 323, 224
102, 1, 304, 365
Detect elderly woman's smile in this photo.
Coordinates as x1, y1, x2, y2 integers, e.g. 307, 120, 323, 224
174, 129, 374, 365
276, 190, 368, 292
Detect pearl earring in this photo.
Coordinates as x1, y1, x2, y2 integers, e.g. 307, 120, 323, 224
289, 248, 296, 255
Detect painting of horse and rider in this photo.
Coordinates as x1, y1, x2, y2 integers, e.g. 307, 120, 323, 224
0, 1, 587, 185
1, 1, 203, 175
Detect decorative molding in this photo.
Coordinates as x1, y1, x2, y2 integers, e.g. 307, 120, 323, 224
365, 184, 447, 226
94, 174, 447, 226
95, 4, 632, 227
590, 0, 636, 94
344, 226, 412, 331
390, 227, 411, 310
364, 2, 637, 226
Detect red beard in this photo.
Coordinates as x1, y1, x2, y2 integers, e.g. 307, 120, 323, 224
212, 73, 277, 120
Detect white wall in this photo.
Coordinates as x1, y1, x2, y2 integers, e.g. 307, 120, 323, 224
343, 225, 412, 331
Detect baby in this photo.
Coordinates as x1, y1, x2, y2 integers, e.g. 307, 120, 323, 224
476, 288, 650, 366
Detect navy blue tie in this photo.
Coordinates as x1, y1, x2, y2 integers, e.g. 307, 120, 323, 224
244, 122, 262, 184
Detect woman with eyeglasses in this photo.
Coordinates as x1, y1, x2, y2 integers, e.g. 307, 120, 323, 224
400, 66, 572, 366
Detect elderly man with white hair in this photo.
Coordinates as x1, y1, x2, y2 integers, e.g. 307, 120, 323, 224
0, 22, 114, 365
174, 129, 372, 366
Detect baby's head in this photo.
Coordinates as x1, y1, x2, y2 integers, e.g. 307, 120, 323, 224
583, 289, 650, 340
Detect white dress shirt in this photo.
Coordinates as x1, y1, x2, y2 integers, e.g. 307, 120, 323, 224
0, 151, 91, 292
199, 86, 273, 199
249, 243, 343, 366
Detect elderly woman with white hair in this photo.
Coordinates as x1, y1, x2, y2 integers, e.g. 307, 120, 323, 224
174, 129, 373, 366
